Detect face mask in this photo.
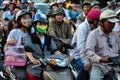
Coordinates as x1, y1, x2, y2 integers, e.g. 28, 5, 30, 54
36, 25, 47, 34
21, 19, 31, 27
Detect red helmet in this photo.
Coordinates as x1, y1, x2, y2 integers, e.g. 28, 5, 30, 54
87, 9, 101, 20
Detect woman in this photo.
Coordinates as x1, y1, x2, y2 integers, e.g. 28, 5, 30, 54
25, 14, 62, 80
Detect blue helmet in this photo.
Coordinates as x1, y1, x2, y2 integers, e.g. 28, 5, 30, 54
33, 13, 48, 23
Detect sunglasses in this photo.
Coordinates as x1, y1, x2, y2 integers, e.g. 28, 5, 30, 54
107, 37, 113, 48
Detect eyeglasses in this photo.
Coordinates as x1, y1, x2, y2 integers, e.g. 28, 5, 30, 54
107, 37, 113, 48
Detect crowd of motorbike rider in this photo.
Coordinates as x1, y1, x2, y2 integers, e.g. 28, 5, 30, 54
0, 0, 120, 80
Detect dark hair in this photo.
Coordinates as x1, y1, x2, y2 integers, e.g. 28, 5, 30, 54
13, 6, 21, 10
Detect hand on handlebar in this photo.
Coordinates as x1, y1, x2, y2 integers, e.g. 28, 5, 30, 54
84, 64, 91, 71
31, 59, 41, 65
99, 57, 110, 63
46, 65, 51, 71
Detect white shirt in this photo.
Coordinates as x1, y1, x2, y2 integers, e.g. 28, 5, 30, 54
3, 11, 14, 20
70, 18, 90, 64
7, 28, 28, 46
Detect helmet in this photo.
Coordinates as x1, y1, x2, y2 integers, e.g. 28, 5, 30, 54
46, 9, 54, 17
53, 8, 65, 15
91, 1, 100, 8
82, 1, 90, 8
100, 10, 119, 23
50, 2, 57, 7
107, 1, 116, 8
33, 13, 48, 23
21, 0, 28, 3
27, 6, 36, 12
57, 0, 64, 4
87, 9, 101, 20
2, 1, 10, 6
16, 10, 32, 22
28, 0, 34, 4
8, 2, 15, 5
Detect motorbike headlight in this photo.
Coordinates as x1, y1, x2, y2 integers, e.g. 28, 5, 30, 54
47, 58, 68, 67
56, 58, 68, 67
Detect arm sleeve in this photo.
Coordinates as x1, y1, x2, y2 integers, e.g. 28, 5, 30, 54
24, 35, 34, 52
50, 38, 58, 52
2, 11, 7, 19
48, 22, 56, 37
85, 32, 101, 63
7, 29, 19, 41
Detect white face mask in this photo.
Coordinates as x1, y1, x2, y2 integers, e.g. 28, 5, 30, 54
21, 19, 32, 27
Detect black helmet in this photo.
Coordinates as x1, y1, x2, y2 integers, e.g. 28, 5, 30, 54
8, 2, 15, 5
16, 10, 32, 23
82, 1, 91, 8
53, 7, 65, 16
107, 1, 116, 8
91, 1, 100, 8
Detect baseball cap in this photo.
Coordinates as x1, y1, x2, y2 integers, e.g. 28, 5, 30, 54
100, 10, 119, 23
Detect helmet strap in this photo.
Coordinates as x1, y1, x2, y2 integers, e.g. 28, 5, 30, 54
100, 21, 110, 34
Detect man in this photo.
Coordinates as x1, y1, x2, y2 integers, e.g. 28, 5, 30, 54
85, 10, 120, 80
48, 7, 72, 54
2, 2, 15, 29
70, 9, 101, 80
107, 1, 116, 11
76, 1, 91, 25
57, 0, 71, 22
90, 1, 101, 10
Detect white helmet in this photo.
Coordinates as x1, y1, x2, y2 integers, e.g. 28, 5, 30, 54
57, 0, 64, 4
16, 10, 31, 23
100, 10, 119, 23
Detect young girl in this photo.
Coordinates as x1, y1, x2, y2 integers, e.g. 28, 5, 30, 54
4, 10, 32, 80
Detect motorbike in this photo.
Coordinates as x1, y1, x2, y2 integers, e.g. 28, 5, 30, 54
32, 53, 75, 80
103, 56, 120, 80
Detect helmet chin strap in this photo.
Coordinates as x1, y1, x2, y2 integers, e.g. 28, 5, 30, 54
100, 23, 110, 35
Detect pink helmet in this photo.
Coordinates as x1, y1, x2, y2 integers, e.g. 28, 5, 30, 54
87, 9, 101, 20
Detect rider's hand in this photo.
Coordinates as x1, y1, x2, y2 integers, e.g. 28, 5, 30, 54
46, 65, 51, 71
99, 57, 110, 63
67, 56, 74, 62
61, 39, 69, 44
31, 59, 41, 65
84, 64, 91, 71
